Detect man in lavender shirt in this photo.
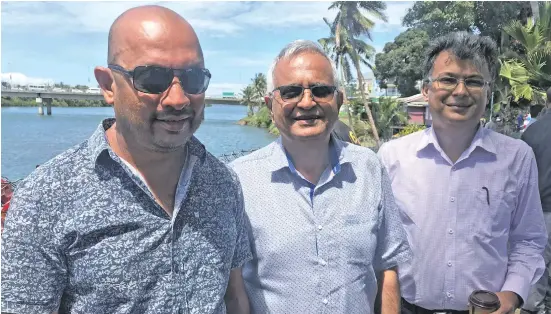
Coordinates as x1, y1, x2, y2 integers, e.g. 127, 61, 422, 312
378, 32, 548, 314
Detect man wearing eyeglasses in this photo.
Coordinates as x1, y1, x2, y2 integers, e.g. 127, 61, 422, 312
229, 39, 411, 314
1, 5, 251, 314
377, 32, 547, 314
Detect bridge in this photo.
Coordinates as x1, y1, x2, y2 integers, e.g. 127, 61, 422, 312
1, 90, 243, 115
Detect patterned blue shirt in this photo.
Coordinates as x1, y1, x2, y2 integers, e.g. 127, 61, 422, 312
1, 118, 252, 314
229, 136, 412, 314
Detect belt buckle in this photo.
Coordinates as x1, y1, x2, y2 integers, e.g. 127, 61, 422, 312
433, 312, 449, 314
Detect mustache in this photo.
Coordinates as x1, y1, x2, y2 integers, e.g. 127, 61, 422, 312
155, 107, 195, 120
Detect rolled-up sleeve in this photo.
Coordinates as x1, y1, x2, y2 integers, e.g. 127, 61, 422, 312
501, 149, 548, 304
373, 164, 412, 272
1, 177, 67, 314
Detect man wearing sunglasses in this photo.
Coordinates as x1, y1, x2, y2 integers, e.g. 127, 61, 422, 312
1, 5, 251, 314
378, 32, 547, 314
229, 40, 411, 314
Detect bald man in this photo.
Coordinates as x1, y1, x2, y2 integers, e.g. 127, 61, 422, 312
1, 5, 251, 314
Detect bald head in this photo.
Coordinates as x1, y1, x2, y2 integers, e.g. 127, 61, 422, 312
107, 5, 203, 65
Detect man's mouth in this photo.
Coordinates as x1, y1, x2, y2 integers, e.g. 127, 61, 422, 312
294, 115, 323, 120
446, 103, 472, 108
157, 115, 192, 122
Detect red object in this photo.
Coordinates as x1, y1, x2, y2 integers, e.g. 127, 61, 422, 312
1, 178, 14, 231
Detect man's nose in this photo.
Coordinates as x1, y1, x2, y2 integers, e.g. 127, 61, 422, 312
161, 77, 190, 110
296, 89, 316, 110
451, 79, 469, 96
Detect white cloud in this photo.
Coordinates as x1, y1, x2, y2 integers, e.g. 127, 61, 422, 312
1, 73, 54, 86
1, 1, 412, 37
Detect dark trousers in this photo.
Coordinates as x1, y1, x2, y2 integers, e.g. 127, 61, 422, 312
401, 298, 468, 314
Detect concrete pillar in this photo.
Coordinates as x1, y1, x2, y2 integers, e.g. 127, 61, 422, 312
36, 97, 44, 115
44, 98, 52, 115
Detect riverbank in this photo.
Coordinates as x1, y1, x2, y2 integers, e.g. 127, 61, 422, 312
237, 107, 280, 135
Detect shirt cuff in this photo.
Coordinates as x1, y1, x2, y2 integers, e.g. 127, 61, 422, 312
501, 273, 530, 307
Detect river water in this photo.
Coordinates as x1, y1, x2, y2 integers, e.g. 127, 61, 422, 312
1, 105, 276, 180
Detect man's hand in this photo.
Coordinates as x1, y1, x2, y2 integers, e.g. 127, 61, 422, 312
490, 291, 520, 314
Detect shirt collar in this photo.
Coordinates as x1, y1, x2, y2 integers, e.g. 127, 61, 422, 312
267, 133, 349, 174
89, 118, 207, 165
416, 123, 497, 156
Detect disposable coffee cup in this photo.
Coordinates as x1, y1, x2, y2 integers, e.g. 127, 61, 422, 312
468, 290, 500, 314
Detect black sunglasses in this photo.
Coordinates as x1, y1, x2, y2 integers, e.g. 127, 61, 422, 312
272, 85, 337, 103
108, 64, 211, 95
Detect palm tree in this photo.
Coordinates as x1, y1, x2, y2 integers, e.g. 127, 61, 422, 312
319, 40, 354, 129
320, 1, 388, 146
372, 96, 408, 140
252, 73, 267, 103
241, 85, 256, 116
499, 2, 551, 105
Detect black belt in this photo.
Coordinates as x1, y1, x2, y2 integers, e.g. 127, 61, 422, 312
401, 298, 469, 314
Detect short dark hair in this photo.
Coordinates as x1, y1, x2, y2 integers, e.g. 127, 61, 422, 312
423, 31, 499, 81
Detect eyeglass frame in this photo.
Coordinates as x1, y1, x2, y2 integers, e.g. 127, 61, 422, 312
270, 84, 338, 105
426, 75, 491, 92
107, 64, 212, 95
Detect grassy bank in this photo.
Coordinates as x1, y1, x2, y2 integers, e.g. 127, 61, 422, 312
238, 107, 280, 136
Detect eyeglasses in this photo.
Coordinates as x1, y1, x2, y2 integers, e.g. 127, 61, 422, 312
108, 64, 211, 95
428, 75, 490, 92
272, 85, 337, 104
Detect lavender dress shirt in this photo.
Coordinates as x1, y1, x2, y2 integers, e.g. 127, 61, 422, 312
378, 126, 547, 310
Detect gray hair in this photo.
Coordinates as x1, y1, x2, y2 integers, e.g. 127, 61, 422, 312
266, 39, 340, 93
423, 31, 499, 82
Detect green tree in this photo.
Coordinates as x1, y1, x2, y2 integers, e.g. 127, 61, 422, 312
499, 2, 551, 105
374, 29, 429, 97
403, 1, 531, 47
322, 1, 387, 145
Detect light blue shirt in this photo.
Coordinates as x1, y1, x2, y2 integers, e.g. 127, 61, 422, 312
230, 136, 411, 314
378, 126, 547, 310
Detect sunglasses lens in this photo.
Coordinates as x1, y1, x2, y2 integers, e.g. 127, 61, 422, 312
278, 86, 303, 101
179, 69, 210, 94
133, 66, 173, 94
311, 86, 335, 99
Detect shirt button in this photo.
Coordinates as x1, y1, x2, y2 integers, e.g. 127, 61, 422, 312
317, 225, 323, 231
450, 197, 455, 202
452, 166, 456, 171
447, 292, 452, 298
322, 298, 328, 305
447, 261, 452, 267
448, 229, 454, 234
319, 259, 327, 266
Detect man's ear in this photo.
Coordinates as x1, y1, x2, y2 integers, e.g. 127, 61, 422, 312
336, 90, 344, 111
264, 96, 272, 110
94, 66, 115, 105
421, 81, 429, 101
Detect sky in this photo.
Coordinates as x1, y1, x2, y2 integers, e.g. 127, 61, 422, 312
0, 1, 413, 97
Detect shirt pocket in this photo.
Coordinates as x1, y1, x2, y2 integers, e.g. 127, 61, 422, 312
471, 188, 513, 237
342, 214, 376, 268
